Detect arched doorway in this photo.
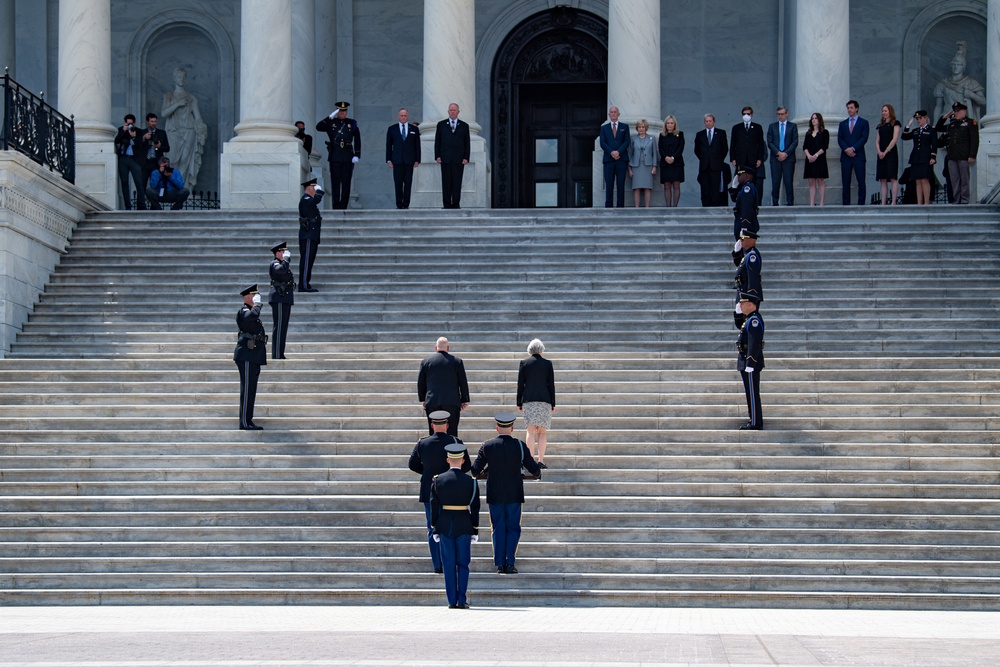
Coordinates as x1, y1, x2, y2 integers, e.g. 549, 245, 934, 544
491, 8, 607, 208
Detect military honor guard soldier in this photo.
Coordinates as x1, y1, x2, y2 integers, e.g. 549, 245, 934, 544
471, 413, 542, 574
736, 292, 765, 431
731, 165, 759, 240
268, 242, 294, 360
234, 284, 267, 430
408, 411, 472, 574
935, 101, 979, 205
297, 178, 324, 293
316, 101, 362, 210
430, 442, 481, 609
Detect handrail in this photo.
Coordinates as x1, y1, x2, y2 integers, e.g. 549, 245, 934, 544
1, 68, 76, 183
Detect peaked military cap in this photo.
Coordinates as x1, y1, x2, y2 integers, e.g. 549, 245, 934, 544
270, 241, 287, 254
736, 165, 755, 176
335, 101, 350, 110
445, 443, 467, 459
739, 289, 761, 303
952, 101, 968, 111
739, 228, 758, 239
913, 109, 928, 118
429, 410, 451, 425
495, 412, 517, 428
240, 284, 259, 297
302, 177, 318, 188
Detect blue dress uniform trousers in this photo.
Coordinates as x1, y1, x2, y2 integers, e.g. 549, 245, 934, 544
740, 368, 762, 427
423, 502, 443, 571
439, 533, 472, 606
489, 502, 522, 568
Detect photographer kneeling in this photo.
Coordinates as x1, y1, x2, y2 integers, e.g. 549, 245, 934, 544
145, 157, 191, 210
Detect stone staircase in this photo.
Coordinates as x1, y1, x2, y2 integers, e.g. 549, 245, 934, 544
1, 206, 999, 609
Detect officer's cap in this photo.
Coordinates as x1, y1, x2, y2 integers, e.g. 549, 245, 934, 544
335, 101, 350, 110
736, 165, 755, 176
240, 284, 259, 297
953, 101, 968, 111
495, 412, 517, 428
738, 289, 761, 303
739, 228, 758, 240
270, 241, 287, 254
429, 410, 451, 425
445, 443, 467, 459
913, 109, 928, 118
302, 177, 318, 188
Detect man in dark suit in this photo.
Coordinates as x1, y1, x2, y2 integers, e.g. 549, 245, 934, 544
766, 106, 798, 206
599, 105, 630, 207
234, 284, 267, 431
471, 413, 541, 574
114, 114, 145, 210
138, 112, 169, 195
409, 411, 472, 574
434, 103, 471, 209
693, 113, 730, 207
430, 442, 480, 608
838, 99, 869, 205
316, 101, 361, 210
730, 106, 767, 206
417, 336, 470, 436
385, 108, 421, 209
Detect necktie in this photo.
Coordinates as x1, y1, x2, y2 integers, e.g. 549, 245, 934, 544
451, 121, 455, 131
708, 129, 713, 144
779, 123, 785, 151
745, 123, 750, 131
402, 124, 406, 139
612, 123, 617, 137
850, 117, 855, 133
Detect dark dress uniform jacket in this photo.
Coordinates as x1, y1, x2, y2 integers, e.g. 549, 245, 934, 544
417, 351, 470, 408
298, 190, 324, 243
737, 312, 765, 372
234, 303, 267, 366
935, 116, 979, 161
430, 468, 480, 537
471, 435, 541, 504
735, 247, 763, 303
733, 182, 759, 236
268, 258, 295, 305
516, 354, 555, 407
316, 116, 362, 163
408, 433, 472, 502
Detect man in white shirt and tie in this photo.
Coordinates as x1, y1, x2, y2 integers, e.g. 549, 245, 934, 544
386, 108, 421, 209
434, 103, 471, 209
766, 106, 798, 206
838, 99, 870, 205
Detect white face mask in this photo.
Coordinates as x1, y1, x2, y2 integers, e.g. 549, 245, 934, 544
742, 114, 752, 123
282, 250, 291, 261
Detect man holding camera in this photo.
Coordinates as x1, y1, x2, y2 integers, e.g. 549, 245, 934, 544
936, 101, 979, 205
139, 112, 170, 191
114, 114, 145, 210
268, 241, 295, 360
145, 157, 190, 210
234, 284, 267, 431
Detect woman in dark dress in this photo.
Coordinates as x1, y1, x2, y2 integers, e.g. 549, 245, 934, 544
658, 115, 685, 207
875, 104, 902, 205
516, 338, 555, 468
802, 112, 829, 206
901, 109, 937, 205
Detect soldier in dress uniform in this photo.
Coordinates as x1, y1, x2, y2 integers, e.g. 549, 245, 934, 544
430, 442, 480, 609
316, 101, 362, 210
268, 242, 294, 360
731, 165, 759, 240
935, 101, 979, 205
297, 178, 324, 293
471, 413, 541, 574
733, 228, 763, 329
234, 284, 267, 430
736, 292, 765, 431
408, 411, 472, 574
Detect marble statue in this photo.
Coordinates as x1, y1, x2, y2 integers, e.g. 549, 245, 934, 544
161, 67, 208, 189
933, 41, 986, 121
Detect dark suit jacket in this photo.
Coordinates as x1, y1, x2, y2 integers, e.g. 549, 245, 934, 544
599, 121, 630, 164
516, 354, 555, 407
471, 434, 541, 504
766, 121, 798, 162
385, 123, 421, 165
694, 128, 729, 172
434, 119, 471, 164
139, 127, 169, 163
417, 351, 470, 408
730, 122, 767, 178
408, 433, 472, 502
838, 116, 870, 161
430, 468, 480, 537
114, 126, 140, 157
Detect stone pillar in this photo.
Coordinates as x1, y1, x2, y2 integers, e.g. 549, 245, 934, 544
411, 0, 489, 209
1, 0, 14, 76
220, 0, 301, 209
593, 0, 662, 207
292, 0, 320, 180
978, 0, 1000, 201
58, 0, 115, 208
791, 0, 851, 205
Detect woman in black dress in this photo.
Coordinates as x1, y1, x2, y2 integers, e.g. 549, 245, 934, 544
876, 104, 902, 205
802, 112, 829, 206
658, 115, 685, 207
901, 109, 937, 205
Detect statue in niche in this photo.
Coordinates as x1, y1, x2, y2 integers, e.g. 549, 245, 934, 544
160, 67, 208, 189
933, 41, 986, 121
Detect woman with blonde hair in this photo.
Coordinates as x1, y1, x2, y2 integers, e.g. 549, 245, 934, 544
517, 338, 555, 468
658, 115, 685, 207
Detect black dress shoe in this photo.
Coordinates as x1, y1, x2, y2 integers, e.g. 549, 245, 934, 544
247, 421, 263, 431
434, 568, 443, 575
448, 604, 458, 609
506, 565, 518, 574
305, 287, 319, 292
537, 461, 548, 469
456, 602, 470, 609
739, 422, 762, 431
496, 566, 506, 574
277, 355, 287, 360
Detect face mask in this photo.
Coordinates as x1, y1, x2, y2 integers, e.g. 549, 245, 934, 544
282, 250, 291, 261
742, 114, 752, 123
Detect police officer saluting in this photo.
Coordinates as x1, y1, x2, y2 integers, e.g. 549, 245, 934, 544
409, 411, 472, 574
471, 412, 541, 574
733, 228, 763, 328
268, 242, 294, 360
234, 284, 267, 430
430, 442, 480, 609
316, 101, 361, 210
731, 165, 759, 240
736, 291, 765, 431
935, 101, 979, 205
298, 178, 323, 293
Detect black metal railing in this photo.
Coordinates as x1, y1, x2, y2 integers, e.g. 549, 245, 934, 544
1, 68, 75, 183
130, 191, 221, 210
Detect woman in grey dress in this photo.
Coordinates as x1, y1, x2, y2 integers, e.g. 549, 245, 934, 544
628, 119, 658, 207
516, 339, 556, 468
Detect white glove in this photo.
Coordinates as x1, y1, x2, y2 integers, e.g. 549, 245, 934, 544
351, 156, 359, 164
432, 534, 440, 543
744, 366, 754, 372
314, 184, 323, 193
734, 303, 742, 314
471, 535, 479, 544
282, 250, 291, 261
251, 294, 261, 306
734, 239, 742, 253
329, 111, 337, 119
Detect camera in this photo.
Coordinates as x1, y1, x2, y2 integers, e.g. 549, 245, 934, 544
163, 167, 173, 175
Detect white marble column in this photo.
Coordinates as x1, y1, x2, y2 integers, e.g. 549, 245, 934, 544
221, 0, 301, 208
1, 0, 15, 76
977, 0, 1000, 200
412, 0, 488, 208
593, 0, 662, 207
58, 0, 115, 208
292, 0, 319, 184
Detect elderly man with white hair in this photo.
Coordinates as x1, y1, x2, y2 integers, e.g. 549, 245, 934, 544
417, 336, 470, 436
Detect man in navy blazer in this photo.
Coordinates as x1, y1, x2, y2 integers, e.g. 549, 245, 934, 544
385, 108, 421, 209
766, 106, 798, 206
838, 100, 870, 205
599, 105, 630, 207
434, 103, 471, 209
